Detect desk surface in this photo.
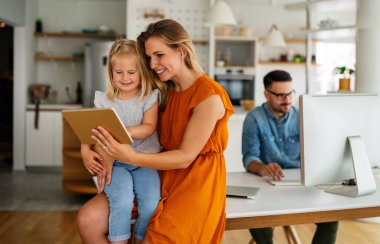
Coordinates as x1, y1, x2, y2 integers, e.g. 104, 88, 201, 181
225, 170, 380, 230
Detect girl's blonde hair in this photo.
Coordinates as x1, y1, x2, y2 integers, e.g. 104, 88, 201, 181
106, 39, 160, 102
137, 19, 203, 110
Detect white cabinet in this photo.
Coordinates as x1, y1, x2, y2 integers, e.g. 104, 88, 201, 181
214, 35, 258, 70
224, 109, 247, 172
26, 111, 62, 166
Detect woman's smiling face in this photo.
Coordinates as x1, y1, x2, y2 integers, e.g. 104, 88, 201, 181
144, 36, 183, 82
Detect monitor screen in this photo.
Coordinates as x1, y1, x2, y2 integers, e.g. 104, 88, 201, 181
300, 94, 380, 196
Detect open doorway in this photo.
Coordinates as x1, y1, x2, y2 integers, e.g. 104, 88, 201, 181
0, 23, 14, 171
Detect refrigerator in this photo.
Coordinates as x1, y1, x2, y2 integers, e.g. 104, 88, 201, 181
84, 41, 114, 107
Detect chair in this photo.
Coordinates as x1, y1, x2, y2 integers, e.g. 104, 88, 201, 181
249, 226, 301, 244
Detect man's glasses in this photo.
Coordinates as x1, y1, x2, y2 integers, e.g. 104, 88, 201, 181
266, 89, 295, 100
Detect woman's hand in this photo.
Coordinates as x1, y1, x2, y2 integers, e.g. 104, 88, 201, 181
97, 158, 114, 192
91, 126, 137, 164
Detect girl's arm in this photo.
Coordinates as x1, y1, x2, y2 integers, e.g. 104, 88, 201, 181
127, 101, 158, 140
80, 143, 104, 175
92, 95, 225, 170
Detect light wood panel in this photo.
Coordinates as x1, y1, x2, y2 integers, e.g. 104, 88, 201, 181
226, 206, 380, 230
0, 211, 379, 243
63, 121, 97, 194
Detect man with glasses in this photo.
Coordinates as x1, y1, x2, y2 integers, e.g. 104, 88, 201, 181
242, 70, 338, 244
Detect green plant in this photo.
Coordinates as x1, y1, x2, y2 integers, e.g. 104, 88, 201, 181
334, 66, 355, 79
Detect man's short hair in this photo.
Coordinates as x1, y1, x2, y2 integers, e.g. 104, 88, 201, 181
263, 70, 292, 89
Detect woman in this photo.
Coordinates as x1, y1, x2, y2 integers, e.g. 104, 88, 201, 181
77, 19, 234, 244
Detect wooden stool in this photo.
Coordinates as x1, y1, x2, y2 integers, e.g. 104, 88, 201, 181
249, 225, 301, 244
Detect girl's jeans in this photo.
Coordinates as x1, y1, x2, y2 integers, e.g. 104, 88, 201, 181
104, 161, 161, 242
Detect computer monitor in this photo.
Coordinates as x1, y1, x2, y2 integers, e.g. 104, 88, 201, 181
300, 94, 380, 197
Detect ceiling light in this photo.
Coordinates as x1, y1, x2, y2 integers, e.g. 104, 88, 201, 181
207, 0, 237, 26
265, 24, 286, 47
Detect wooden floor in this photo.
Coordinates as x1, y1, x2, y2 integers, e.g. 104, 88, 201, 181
0, 211, 379, 243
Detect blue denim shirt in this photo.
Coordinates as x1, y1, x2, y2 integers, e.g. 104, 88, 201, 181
242, 102, 300, 170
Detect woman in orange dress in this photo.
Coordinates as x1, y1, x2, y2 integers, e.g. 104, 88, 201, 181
77, 19, 234, 244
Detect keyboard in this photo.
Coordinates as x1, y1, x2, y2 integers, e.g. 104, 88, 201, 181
268, 180, 302, 186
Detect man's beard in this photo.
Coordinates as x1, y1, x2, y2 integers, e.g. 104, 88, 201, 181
274, 102, 291, 115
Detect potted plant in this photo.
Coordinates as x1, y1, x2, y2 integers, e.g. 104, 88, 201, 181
334, 66, 355, 91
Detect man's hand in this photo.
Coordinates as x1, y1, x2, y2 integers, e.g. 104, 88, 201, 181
248, 161, 284, 181
259, 162, 284, 181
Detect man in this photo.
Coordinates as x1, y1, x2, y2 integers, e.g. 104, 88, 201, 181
242, 70, 338, 244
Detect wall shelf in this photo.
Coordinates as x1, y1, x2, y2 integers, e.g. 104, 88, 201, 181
35, 56, 84, 62
34, 32, 125, 39
287, 25, 357, 41
259, 61, 318, 66
285, 0, 356, 12
193, 39, 208, 45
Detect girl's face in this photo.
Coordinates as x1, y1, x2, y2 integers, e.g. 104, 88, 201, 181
111, 53, 141, 99
144, 36, 183, 82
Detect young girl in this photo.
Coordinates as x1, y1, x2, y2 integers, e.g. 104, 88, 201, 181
81, 39, 161, 244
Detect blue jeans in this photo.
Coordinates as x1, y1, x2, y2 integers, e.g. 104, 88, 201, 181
104, 161, 161, 242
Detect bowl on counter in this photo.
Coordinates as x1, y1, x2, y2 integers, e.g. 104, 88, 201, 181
240, 99, 255, 111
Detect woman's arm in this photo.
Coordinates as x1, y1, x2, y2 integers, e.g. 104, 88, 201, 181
127, 101, 158, 140
92, 94, 225, 170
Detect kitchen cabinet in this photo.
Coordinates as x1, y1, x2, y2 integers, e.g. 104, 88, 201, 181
25, 111, 62, 167
224, 108, 247, 173
62, 120, 97, 194
213, 36, 258, 106
214, 35, 258, 70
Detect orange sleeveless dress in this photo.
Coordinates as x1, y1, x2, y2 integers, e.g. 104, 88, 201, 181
146, 75, 234, 243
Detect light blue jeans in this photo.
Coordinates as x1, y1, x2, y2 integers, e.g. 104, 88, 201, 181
104, 161, 160, 242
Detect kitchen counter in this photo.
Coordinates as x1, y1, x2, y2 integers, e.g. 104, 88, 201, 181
27, 103, 83, 111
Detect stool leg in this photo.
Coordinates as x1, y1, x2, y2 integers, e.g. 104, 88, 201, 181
283, 226, 301, 244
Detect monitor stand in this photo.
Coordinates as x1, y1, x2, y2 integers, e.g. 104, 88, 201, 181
325, 136, 377, 197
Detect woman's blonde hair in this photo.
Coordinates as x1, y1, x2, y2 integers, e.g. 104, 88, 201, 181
137, 19, 203, 110
106, 39, 159, 102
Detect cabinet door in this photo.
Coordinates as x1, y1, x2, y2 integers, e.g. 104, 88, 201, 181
225, 115, 246, 172
26, 111, 55, 166
53, 113, 63, 166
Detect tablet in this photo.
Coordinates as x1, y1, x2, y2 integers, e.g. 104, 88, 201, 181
226, 185, 260, 199
62, 108, 133, 144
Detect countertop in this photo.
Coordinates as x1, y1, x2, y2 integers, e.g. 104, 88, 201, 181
26, 103, 83, 111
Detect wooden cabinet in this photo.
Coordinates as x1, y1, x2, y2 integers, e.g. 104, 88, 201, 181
62, 120, 97, 194
26, 111, 62, 166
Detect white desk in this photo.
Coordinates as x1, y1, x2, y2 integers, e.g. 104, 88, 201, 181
225, 170, 380, 230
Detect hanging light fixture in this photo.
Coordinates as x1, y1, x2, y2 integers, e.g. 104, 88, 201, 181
265, 24, 287, 47
207, 0, 237, 26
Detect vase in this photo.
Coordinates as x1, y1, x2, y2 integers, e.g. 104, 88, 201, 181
339, 78, 350, 91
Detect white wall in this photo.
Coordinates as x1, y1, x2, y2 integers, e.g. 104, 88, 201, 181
0, 0, 26, 26
13, 0, 38, 170
38, 0, 125, 34
127, 0, 210, 72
